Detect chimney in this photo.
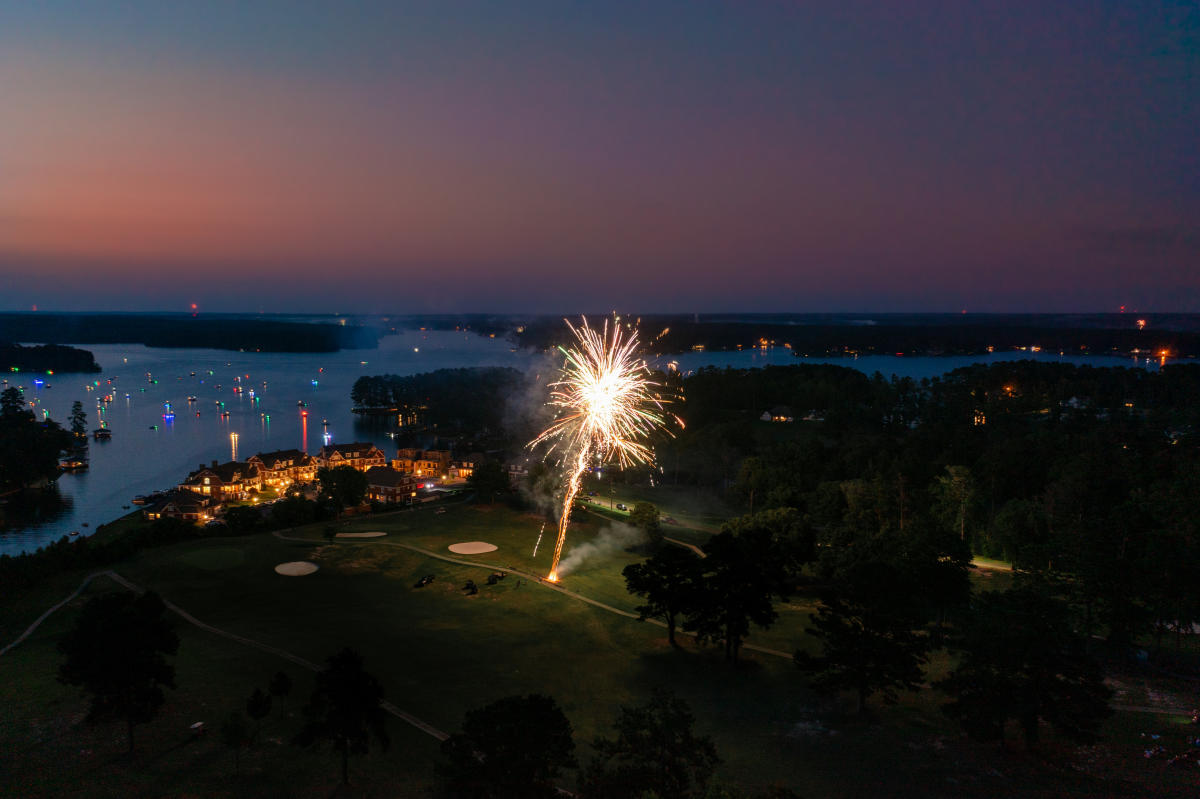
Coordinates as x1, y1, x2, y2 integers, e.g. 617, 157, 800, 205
212, 460, 218, 468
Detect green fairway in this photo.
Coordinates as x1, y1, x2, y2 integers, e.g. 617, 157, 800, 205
1, 501, 1189, 797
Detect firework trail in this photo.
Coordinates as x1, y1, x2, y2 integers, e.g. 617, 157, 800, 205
528, 317, 675, 581
533, 522, 545, 558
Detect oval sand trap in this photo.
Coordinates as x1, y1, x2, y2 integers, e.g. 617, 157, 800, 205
448, 541, 498, 554
336, 531, 387, 538
275, 561, 319, 576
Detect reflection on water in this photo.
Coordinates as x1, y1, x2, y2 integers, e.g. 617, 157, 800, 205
0, 485, 73, 532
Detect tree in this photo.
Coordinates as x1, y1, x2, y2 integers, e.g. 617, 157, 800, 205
271, 495, 317, 527
733, 456, 769, 515
795, 560, 931, 713
269, 670, 293, 715
684, 516, 796, 663
628, 502, 664, 549
0, 386, 27, 419
246, 687, 272, 739
622, 546, 701, 646
438, 694, 576, 799
317, 465, 368, 509
223, 505, 265, 534
722, 507, 815, 580
937, 585, 1112, 749
0, 388, 73, 491
57, 591, 180, 753
69, 401, 88, 441
932, 465, 976, 543
220, 710, 251, 774
293, 647, 389, 785
466, 459, 510, 503
582, 688, 718, 799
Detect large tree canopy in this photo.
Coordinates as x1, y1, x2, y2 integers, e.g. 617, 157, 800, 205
57, 590, 179, 753
438, 693, 576, 799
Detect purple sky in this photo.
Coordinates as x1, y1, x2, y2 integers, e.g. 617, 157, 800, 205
1, 1, 1196, 313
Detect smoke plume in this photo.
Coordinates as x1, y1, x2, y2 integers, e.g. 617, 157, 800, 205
554, 521, 646, 577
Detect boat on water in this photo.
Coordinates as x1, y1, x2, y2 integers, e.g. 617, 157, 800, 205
132, 491, 165, 506
92, 428, 112, 440
59, 458, 88, 471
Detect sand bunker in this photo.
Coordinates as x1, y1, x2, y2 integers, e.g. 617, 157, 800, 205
448, 542, 498, 554
336, 531, 387, 538
275, 561, 319, 576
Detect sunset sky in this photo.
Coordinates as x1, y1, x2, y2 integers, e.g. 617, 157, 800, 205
1, 1, 1196, 313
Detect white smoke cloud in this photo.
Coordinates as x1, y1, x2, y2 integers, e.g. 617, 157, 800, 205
554, 521, 646, 577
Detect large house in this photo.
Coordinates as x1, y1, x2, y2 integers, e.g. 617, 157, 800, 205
317, 442, 387, 472
392, 448, 451, 478
180, 460, 262, 502
448, 453, 485, 480
144, 489, 211, 521
248, 449, 317, 488
364, 466, 420, 504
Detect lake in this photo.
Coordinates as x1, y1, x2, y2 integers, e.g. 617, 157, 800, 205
1, 331, 1168, 556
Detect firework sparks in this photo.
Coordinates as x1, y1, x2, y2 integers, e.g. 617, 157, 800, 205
529, 317, 673, 581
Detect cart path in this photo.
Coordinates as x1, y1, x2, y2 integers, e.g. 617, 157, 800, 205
275, 530, 793, 660
0, 571, 114, 657
0, 569, 448, 742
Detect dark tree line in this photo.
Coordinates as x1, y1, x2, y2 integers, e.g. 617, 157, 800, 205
351, 367, 527, 435
511, 315, 1200, 358
0, 386, 74, 492
0, 342, 101, 373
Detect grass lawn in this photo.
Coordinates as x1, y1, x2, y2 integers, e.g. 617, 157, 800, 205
2, 501, 1194, 797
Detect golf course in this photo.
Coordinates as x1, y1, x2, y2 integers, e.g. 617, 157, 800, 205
0, 497, 1193, 798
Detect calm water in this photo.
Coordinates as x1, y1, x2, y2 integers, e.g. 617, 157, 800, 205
1, 333, 1167, 556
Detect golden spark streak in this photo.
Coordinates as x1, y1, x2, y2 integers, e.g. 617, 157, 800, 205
529, 318, 671, 581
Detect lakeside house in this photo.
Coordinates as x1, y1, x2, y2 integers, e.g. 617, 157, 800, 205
248, 449, 317, 488
317, 442, 387, 472
392, 448, 451, 478
365, 466, 420, 504
180, 460, 262, 502
143, 489, 211, 521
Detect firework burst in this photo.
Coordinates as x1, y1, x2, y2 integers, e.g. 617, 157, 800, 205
529, 317, 674, 581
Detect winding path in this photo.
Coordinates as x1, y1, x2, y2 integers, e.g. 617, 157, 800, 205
0, 569, 448, 741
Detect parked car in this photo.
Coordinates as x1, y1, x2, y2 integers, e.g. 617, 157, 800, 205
616, 503, 628, 511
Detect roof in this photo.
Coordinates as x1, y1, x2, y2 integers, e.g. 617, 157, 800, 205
148, 489, 210, 513
249, 449, 311, 468
183, 461, 260, 485
319, 442, 382, 459
365, 466, 415, 488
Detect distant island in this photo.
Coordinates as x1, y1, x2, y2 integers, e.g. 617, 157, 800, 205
0, 342, 101, 373
0, 313, 378, 353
